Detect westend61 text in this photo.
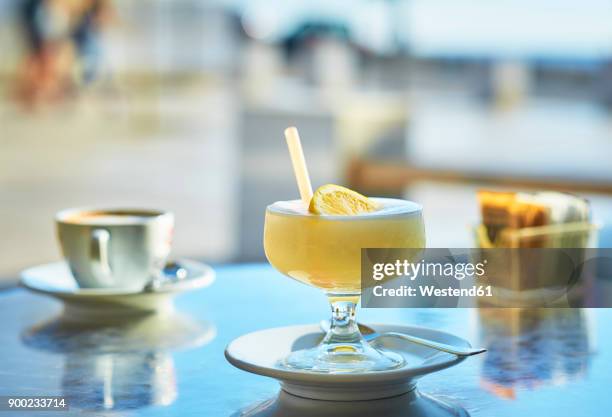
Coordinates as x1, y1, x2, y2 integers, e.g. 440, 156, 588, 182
373, 285, 493, 298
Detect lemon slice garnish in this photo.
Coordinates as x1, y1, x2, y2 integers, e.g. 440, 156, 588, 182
309, 184, 379, 215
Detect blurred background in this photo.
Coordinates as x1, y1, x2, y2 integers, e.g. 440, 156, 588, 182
1, 0, 612, 286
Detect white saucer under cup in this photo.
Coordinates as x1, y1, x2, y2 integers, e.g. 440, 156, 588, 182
20, 260, 215, 321
226, 324, 471, 416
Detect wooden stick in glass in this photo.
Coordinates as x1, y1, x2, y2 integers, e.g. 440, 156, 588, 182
284, 126, 314, 207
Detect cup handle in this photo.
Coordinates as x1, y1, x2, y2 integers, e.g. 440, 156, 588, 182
90, 229, 113, 283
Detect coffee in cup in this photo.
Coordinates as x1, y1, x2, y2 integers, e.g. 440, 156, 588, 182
56, 208, 174, 290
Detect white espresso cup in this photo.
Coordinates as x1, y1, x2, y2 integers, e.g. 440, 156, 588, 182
56, 208, 174, 290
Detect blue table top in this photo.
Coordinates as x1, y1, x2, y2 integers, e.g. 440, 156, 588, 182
1, 263, 611, 416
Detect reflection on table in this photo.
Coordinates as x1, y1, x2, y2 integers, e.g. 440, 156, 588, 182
478, 308, 592, 399
21, 312, 215, 412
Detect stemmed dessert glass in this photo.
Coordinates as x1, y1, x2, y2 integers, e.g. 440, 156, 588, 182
264, 198, 425, 373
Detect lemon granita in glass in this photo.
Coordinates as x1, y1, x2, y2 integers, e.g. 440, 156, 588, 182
265, 185, 425, 295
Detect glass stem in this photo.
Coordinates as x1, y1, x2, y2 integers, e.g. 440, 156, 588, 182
322, 298, 362, 345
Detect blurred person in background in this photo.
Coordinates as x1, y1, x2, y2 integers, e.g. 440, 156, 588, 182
14, 0, 115, 110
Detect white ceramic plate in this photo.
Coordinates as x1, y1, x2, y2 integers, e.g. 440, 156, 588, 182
20, 260, 214, 318
225, 324, 470, 402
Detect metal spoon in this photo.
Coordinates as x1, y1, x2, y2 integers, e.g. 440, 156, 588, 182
144, 261, 189, 292
320, 320, 486, 357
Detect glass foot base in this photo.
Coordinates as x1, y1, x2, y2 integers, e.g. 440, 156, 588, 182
281, 339, 405, 374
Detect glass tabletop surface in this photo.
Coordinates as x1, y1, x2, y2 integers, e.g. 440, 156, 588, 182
1, 263, 611, 416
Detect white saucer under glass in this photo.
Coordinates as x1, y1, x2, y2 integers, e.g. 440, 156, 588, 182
226, 323, 470, 416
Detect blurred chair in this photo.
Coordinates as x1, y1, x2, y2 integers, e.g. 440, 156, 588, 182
335, 93, 409, 189
346, 97, 612, 197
